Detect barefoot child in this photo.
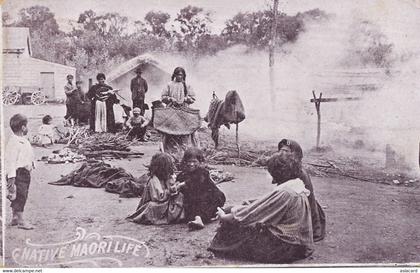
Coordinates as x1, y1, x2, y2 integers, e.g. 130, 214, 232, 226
127, 153, 184, 225
5, 114, 35, 230
176, 148, 226, 230
125, 107, 148, 141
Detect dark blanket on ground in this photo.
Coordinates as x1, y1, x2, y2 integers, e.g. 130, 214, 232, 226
49, 161, 148, 198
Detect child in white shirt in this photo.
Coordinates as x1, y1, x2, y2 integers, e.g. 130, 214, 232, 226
6, 114, 35, 230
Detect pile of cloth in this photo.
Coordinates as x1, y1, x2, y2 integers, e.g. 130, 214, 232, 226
40, 148, 86, 164
49, 161, 148, 198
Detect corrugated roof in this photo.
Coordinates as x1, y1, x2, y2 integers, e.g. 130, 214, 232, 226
2, 27, 31, 55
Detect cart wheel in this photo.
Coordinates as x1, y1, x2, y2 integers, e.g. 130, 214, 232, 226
31, 90, 46, 105
2, 86, 20, 105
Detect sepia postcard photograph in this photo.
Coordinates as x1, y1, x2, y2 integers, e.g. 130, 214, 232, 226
0, 0, 419, 271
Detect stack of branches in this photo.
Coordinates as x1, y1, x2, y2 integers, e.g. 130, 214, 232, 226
76, 133, 131, 151
203, 144, 420, 186
70, 132, 144, 159
203, 147, 273, 167
55, 126, 91, 145
49, 161, 149, 198
304, 155, 419, 185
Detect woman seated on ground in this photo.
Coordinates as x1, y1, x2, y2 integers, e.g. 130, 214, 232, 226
208, 154, 314, 263
176, 148, 226, 230
277, 139, 326, 242
127, 153, 184, 225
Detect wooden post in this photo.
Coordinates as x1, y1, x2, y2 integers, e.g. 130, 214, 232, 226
88, 78, 93, 90
236, 123, 240, 157
269, 0, 279, 67
312, 90, 322, 149
269, 0, 279, 111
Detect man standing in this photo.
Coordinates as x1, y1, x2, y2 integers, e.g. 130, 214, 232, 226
64, 74, 76, 126
130, 66, 148, 115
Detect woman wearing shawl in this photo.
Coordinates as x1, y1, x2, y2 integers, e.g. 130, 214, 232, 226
277, 139, 326, 242
160, 67, 197, 154
208, 154, 314, 263
86, 73, 119, 133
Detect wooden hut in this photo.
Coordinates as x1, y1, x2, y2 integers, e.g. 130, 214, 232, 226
107, 54, 171, 105
2, 27, 76, 101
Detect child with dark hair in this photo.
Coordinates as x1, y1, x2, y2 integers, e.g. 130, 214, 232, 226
127, 153, 184, 225
176, 147, 226, 230
35, 115, 57, 146
5, 114, 35, 229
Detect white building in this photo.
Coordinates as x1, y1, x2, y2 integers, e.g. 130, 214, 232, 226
2, 27, 76, 100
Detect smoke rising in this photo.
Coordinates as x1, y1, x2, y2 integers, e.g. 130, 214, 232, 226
151, 2, 419, 169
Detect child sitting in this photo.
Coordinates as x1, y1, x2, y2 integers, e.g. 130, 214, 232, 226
126, 107, 148, 141
34, 115, 58, 146
176, 147, 226, 230
127, 152, 184, 225
6, 114, 35, 230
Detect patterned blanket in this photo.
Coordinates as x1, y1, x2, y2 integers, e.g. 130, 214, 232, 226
153, 106, 201, 135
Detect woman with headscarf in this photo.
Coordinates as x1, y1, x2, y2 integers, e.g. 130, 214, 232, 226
160, 67, 197, 154
277, 139, 326, 242
86, 73, 119, 133
208, 154, 315, 263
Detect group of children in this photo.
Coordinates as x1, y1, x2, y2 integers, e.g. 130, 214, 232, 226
5, 106, 149, 229
5, 111, 325, 263
127, 147, 226, 230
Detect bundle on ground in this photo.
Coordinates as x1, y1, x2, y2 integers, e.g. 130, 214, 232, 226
49, 161, 148, 198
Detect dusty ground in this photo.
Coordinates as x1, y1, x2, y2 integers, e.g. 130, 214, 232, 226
3, 105, 420, 267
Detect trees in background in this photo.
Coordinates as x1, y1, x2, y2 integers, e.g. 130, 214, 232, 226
3, 5, 338, 77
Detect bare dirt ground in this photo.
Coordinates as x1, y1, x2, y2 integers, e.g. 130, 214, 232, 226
3, 105, 420, 267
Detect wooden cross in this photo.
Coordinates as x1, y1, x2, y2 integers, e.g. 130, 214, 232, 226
310, 90, 361, 150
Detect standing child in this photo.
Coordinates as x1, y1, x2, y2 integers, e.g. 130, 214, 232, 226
125, 107, 148, 141
127, 153, 184, 225
176, 148, 226, 230
5, 114, 35, 230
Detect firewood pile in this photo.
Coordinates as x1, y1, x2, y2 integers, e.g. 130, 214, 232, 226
202, 145, 419, 186
203, 147, 273, 167
61, 129, 144, 159
75, 133, 131, 152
